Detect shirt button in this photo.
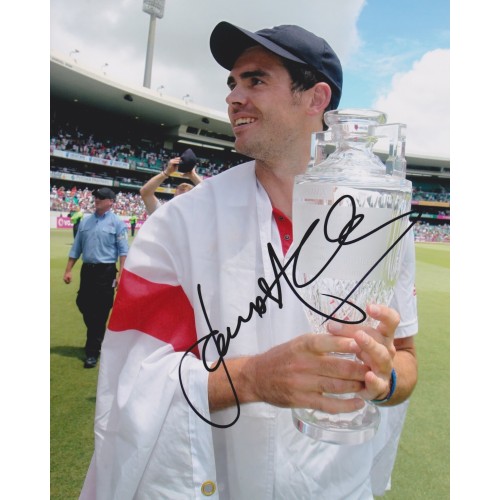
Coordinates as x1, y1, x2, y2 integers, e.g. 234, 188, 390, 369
284, 234, 290, 240
201, 480, 216, 496
278, 216, 284, 220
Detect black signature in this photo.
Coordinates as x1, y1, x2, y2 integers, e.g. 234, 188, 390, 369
179, 195, 421, 428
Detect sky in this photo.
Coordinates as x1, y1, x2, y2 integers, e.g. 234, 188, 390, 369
49, 0, 450, 158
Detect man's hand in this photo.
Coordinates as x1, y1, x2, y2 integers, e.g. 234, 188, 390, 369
163, 157, 181, 176
248, 330, 368, 414
209, 328, 367, 415
183, 167, 202, 185
209, 303, 401, 415
327, 304, 400, 401
63, 271, 72, 284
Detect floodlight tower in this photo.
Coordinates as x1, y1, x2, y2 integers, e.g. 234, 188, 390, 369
142, 0, 166, 88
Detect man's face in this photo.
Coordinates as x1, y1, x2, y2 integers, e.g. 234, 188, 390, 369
175, 184, 193, 196
94, 197, 113, 215
225, 46, 310, 164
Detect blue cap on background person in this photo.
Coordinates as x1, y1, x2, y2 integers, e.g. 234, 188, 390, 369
93, 187, 116, 200
209, 21, 343, 110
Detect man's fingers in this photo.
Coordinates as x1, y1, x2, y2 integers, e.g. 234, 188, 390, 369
300, 332, 358, 356
291, 335, 368, 382
366, 304, 400, 337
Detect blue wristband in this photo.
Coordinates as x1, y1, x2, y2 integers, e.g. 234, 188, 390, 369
371, 368, 397, 404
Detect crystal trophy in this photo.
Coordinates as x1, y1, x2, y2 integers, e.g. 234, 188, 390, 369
291, 109, 412, 445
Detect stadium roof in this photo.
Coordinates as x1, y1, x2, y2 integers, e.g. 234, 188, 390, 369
50, 53, 235, 143
50, 53, 449, 176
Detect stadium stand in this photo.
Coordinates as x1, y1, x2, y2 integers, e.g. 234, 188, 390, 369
50, 55, 450, 241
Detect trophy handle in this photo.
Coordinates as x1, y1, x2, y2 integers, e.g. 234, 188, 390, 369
371, 123, 407, 177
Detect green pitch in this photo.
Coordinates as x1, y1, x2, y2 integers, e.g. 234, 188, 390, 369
50, 229, 450, 499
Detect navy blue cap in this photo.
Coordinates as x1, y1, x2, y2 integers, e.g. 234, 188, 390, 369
210, 21, 342, 110
93, 187, 116, 200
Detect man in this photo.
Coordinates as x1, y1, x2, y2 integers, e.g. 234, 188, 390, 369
68, 205, 83, 238
80, 22, 417, 498
63, 187, 128, 369
139, 154, 202, 215
129, 214, 138, 237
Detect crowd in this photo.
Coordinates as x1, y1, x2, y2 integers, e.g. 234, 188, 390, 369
51, 128, 450, 241
51, 128, 244, 177
413, 221, 450, 242
412, 187, 450, 203
51, 186, 148, 219
51, 185, 451, 242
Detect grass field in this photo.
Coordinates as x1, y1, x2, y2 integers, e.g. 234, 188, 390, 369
50, 229, 450, 499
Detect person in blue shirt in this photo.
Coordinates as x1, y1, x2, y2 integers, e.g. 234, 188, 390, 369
63, 187, 129, 369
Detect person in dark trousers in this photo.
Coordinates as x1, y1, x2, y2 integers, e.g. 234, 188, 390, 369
63, 187, 128, 368
129, 214, 138, 236
68, 206, 84, 238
